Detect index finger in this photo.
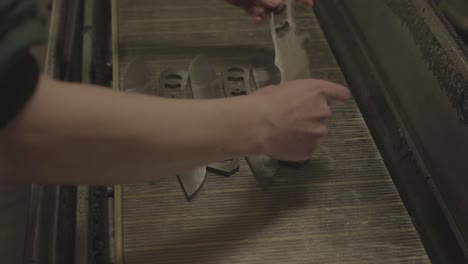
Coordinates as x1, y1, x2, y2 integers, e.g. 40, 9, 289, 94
317, 81, 351, 105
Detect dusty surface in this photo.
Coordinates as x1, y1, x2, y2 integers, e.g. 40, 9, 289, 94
115, 0, 430, 263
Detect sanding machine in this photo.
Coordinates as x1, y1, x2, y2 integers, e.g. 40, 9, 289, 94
4, 0, 468, 263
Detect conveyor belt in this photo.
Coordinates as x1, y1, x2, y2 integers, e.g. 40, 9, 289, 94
112, 0, 431, 263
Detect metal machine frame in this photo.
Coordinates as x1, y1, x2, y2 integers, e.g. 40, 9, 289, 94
316, 0, 468, 263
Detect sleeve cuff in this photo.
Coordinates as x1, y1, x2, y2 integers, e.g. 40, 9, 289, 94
0, 52, 40, 128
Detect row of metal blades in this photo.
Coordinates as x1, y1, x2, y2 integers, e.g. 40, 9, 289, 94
122, 52, 312, 201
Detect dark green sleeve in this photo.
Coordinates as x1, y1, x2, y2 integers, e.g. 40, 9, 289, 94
0, 0, 46, 127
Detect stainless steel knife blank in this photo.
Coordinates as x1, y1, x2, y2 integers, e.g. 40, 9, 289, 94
176, 167, 207, 201
190, 55, 241, 178
159, 69, 189, 98
223, 66, 252, 96
270, 0, 311, 167
270, 0, 311, 82
251, 53, 310, 168
207, 159, 240, 177
223, 65, 279, 189
160, 68, 206, 201
189, 54, 221, 99
251, 52, 281, 89
246, 155, 279, 190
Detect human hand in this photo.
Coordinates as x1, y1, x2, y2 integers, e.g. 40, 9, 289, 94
253, 79, 350, 161
226, 0, 314, 23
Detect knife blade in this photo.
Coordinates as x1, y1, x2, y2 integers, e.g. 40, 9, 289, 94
270, 0, 311, 167
176, 167, 207, 201
173, 54, 222, 201
270, 0, 311, 81
249, 56, 282, 188
251, 51, 281, 89
222, 64, 279, 188
189, 54, 221, 99
246, 155, 279, 189
207, 159, 240, 177
158, 64, 210, 201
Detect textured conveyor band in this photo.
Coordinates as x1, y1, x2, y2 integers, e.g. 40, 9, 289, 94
113, 0, 431, 263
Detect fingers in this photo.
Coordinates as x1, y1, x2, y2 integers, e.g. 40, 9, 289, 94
259, 0, 282, 8
259, 0, 313, 8
315, 81, 351, 105
248, 0, 279, 23
298, 0, 314, 7
293, 79, 350, 105
316, 97, 332, 120
231, 0, 312, 23
248, 5, 267, 22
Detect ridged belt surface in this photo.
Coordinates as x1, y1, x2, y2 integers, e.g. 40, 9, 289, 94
113, 0, 430, 263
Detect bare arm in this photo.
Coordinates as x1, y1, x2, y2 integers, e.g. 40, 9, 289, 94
0, 75, 349, 184
0, 75, 268, 184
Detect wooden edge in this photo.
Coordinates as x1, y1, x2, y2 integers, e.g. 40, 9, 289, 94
111, 0, 123, 263
114, 185, 123, 264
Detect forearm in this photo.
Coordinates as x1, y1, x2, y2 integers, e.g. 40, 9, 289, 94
0, 75, 267, 184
